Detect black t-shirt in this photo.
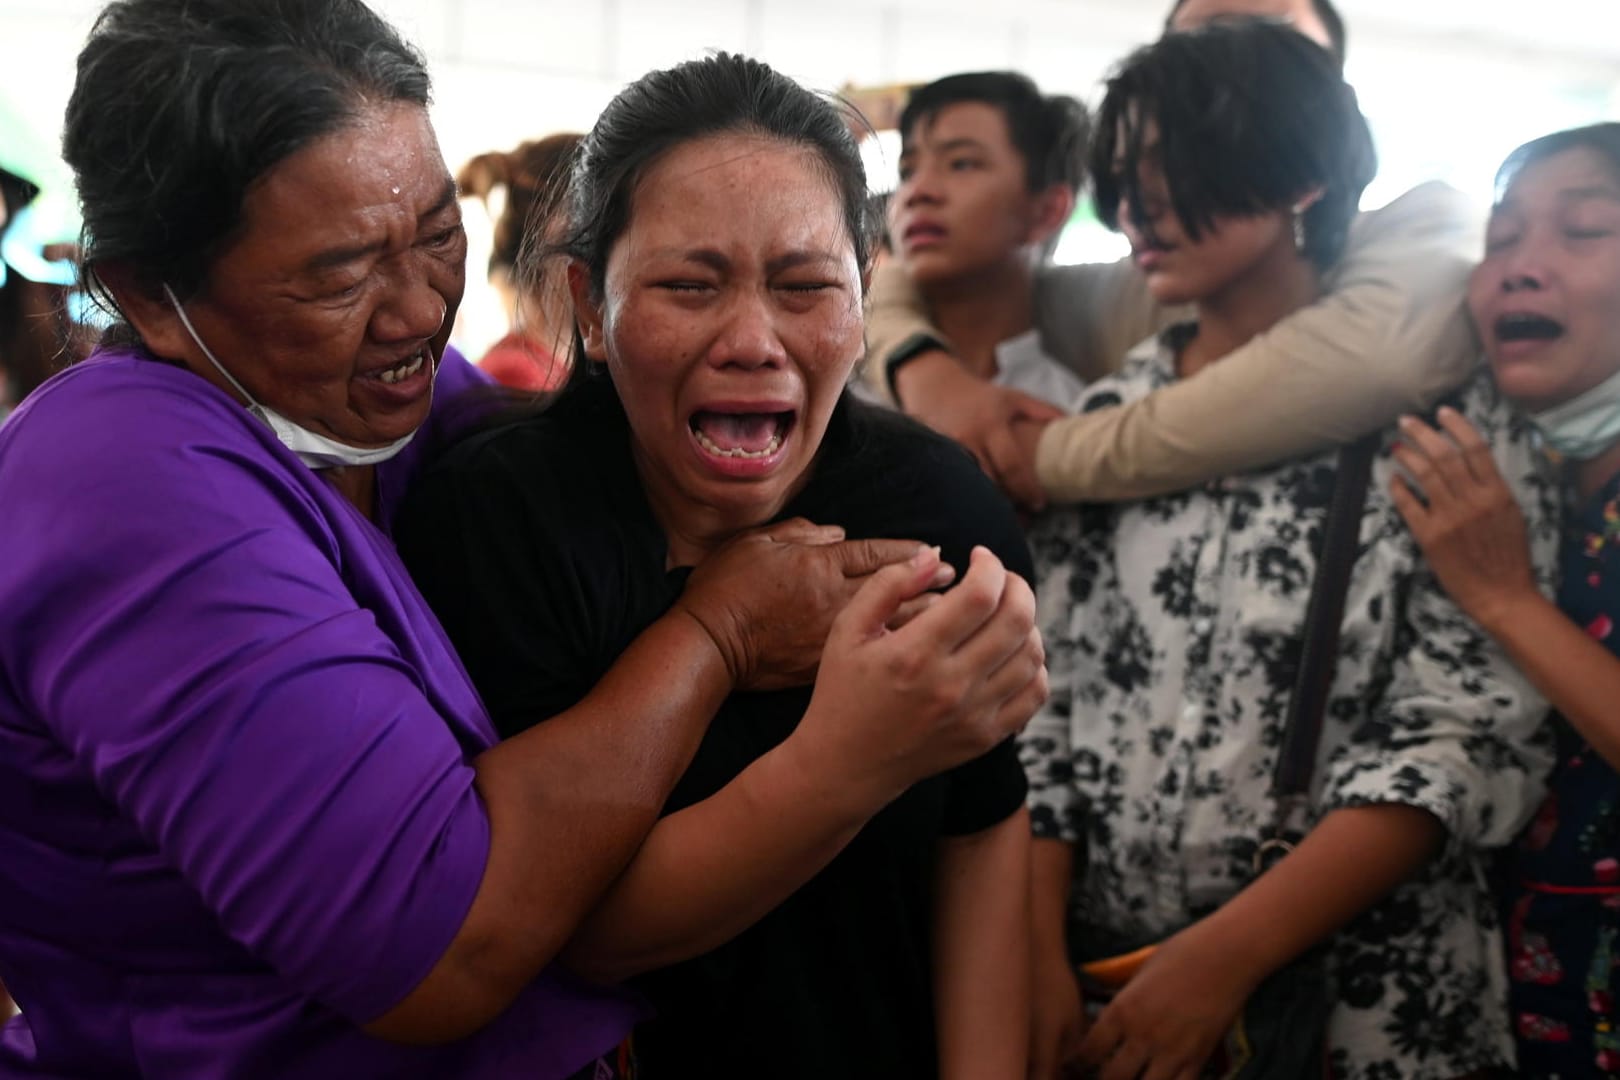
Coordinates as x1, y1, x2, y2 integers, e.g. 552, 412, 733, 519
396, 374, 1032, 1079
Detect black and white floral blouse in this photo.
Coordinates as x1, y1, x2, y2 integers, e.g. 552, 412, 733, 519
1021, 331, 1560, 1080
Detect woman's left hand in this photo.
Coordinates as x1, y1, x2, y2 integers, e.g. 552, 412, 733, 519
1076, 925, 1258, 1080
1390, 407, 1540, 628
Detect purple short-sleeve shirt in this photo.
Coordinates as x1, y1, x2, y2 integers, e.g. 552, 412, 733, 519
0, 348, 639, 1078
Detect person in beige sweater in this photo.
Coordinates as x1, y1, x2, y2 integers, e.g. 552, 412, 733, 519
864, 0, 1481, 511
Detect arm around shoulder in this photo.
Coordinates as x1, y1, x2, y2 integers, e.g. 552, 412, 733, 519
1034, 184, 1485, 503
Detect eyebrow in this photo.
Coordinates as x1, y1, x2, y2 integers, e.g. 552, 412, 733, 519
301, 178, 460, 274
926, 137, 989, 156
1561, 185, 1620, 206
654, 248, 846, 275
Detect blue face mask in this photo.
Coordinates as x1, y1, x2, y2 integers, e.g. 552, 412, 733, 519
1529, 364, 1620, 461
163, 284, 427, 470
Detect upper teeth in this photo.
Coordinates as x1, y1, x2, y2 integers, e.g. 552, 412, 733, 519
694, 429, 782, 459
378, 354, 425, 384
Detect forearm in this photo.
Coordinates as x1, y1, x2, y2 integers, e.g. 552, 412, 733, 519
1034, 330, 1463, 505
934, 810, 1033, 1080
1480, 590, 1620, 772
864, 261, 948, 404
1030, 836, 1074, 961
558, 733, 892, 982
1034, 247, 1476, 504
372, 609, 733, 1040
890, 347, 977, 414
1192, 804, 1443, 985
1032, 363, 1340, 503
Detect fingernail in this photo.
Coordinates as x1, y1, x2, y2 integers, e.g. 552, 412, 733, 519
1397, 415, 1415, 429
912, 544, 942, 566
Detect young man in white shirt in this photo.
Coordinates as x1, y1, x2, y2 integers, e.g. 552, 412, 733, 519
886, 73, 1092, 415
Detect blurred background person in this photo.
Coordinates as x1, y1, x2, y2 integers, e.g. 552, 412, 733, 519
880, 72, 1089, 415
456, 133, 581, 392
0, 92, 89, 419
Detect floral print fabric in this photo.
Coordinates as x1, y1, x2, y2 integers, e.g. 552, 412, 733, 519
1509, 471, 1620, 1079
1021, 332, 1559, 1079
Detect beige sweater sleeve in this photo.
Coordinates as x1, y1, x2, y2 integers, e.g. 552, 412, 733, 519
1034, 181, 1485, 503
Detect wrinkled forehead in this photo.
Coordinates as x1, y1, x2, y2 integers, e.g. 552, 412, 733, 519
1168, 0, 1332, 52
1495, 146, 1620, 218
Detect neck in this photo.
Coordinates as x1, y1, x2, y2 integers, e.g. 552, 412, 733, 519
655, 504, 745, 569
633, 445, 815, 571
1576, 441, 1620, 502
925, 257, 1040, 379
1180, 246, 1321, 379
324, 464, 379, 522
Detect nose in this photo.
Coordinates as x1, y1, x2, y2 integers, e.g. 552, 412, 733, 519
899, 162, 943, 208
371, 259, 449, 343
1118, 202, 1151, 247
1118, 191, 1149, 229
709, 290, 788, 371
1496, 228, 1551, 294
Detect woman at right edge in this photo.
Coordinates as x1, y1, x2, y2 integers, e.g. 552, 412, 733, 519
1394, 122, 1620, 1080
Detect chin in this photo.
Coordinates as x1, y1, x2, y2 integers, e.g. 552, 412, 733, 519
380, 407, 434, 441
1145, 280, 1199, 307
1488, 360, 1564, 411
900, 253, 963, 288
703, 476, 797, 527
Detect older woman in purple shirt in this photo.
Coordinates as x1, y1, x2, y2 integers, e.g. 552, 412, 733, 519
0, 1, 1045, 1077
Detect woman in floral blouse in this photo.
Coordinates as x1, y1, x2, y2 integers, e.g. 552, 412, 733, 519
1394, 123, 1620, 1080
1020, 21, 1559, 1080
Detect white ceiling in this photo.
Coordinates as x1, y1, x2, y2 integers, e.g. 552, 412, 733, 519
859, 0, 1620, 64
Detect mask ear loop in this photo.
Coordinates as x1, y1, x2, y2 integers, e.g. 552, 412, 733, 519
161, 283, 273, 427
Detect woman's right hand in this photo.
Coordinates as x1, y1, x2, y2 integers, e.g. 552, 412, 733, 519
1391, 408, 1540, 629
792, 544, 1047, 802
675, 518, 933, 692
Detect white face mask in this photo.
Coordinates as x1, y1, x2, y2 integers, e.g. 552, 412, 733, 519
163, 284, 425, 469
1529, 363, 1620, 462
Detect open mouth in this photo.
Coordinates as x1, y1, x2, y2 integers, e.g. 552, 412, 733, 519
1495, 313, 1565, 344
689, 409, 795, 461
366, 349, 430, 385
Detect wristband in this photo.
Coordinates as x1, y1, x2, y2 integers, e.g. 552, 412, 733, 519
883, 332, 950, 404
